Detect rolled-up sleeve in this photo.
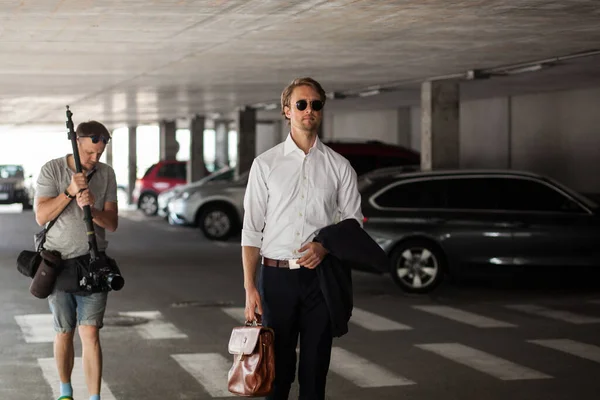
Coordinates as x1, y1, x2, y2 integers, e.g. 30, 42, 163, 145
241, 159, 268, 248
35, 162, 59, 199
338, 162, 364, 227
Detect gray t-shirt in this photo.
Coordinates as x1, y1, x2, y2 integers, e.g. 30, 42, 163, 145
35, 155, 118, 259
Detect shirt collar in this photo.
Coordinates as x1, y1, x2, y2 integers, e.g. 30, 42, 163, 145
283, 133, 325, 156
63, 154, 97, 175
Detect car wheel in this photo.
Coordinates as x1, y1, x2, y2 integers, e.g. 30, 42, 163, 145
389, 239, 446, 293
21, 201, 33, 211
139, 193, 158, 216
199, 205, 235, 241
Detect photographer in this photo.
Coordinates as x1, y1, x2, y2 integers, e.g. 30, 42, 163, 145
34, 121, 118, 400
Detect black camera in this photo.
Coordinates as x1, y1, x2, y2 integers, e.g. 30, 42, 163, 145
79, 257, 125, 292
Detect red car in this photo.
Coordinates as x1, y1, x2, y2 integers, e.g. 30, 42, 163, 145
133, 160, 187, 216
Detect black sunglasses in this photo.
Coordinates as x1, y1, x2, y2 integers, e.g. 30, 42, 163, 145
295, 99, 324, 112
78, 135, 110, 144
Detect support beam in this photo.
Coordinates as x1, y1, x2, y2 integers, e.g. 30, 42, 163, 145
159, 120, 178, 161
105, 131, 114, 166
188, 115, 206, 183
397, 107, 412, 148
215, 120, 230, 169
421, 80, 460, 171
127, 126, 137, 205
237, 107, 257, 175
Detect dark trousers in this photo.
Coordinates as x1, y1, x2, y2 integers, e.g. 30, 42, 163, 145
259, 265, 333, 400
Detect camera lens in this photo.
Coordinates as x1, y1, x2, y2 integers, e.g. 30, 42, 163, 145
107, 274, 125, 291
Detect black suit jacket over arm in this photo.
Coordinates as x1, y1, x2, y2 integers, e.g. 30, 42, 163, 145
313, 219, 390, 337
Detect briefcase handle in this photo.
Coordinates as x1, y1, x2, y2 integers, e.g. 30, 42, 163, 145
245, 312, 263, 327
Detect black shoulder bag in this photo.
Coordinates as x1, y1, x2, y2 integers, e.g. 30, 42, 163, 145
16, 170, 96, 279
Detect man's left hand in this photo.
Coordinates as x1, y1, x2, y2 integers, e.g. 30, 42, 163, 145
297, 242, 328, 269
76, 189, 95, 209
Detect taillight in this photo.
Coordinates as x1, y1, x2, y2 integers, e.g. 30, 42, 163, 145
363, 216, 368, 223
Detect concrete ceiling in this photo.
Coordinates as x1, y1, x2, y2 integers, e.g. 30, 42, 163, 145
1, 0, 600, 130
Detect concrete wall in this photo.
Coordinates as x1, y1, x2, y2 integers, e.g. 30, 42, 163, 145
510, 87, 600, 194
258, 86, 600, 194
460, 97, 510, 169
329, 110, 399, 143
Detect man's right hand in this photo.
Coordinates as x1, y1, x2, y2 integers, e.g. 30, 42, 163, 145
67, 172, 88, 197
244, 286, 263, 323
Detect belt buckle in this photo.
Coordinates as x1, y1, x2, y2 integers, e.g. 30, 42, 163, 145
288, 259, 300, 269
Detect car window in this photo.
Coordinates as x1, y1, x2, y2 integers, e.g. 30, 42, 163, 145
0, 165, 24, 179
446, 178, 502, 210
374, 179, 446, 209
499, 178, 585, 213
175, 163, 187, 180
157, 163, 186, 179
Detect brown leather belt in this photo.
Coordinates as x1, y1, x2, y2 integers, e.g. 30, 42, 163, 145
262, 257, 300, 269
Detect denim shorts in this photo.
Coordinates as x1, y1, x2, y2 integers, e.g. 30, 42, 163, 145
48, 291, 108, 333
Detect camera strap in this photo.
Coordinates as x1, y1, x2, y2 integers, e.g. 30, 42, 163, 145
44, 169, 97, 234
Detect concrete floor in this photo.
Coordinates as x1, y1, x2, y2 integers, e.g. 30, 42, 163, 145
1, 205, 599, 400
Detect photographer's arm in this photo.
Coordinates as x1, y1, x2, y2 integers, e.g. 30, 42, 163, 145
91, 202, 118, 232
35, 195, 72, 226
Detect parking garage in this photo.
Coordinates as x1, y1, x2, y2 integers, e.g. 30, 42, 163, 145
2, 2, 600, 399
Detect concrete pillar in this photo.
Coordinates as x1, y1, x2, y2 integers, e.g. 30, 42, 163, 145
397, 107, 412, 148
421, 80, 460, 171
273, 119, 285, 142
127, 126, 137, 205
159, 120, 178, 161
237, 107, 257, 175
215, 120, 229, 169
105, 132, 114, 166
188, 115, 207, 183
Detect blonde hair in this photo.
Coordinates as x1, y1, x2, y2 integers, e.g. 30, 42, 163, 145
280, 77, 326, 121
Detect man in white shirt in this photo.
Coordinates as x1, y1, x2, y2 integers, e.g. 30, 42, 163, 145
241, 77, 363, 400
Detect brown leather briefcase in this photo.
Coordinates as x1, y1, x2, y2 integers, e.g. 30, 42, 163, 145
227, 314, 275, 397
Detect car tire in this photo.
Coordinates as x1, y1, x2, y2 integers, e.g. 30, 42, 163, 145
138, 193, 158, 216
198, 204, 236, 241
21, 201, 33, 210
389, 239, 446, 293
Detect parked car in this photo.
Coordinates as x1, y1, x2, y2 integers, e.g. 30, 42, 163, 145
168, 171, 249, 240
166, 141, 420, 240
0, 164, 32, 210
133, 160, 201, 216
157, 166, 236, 218
325, 140, 420, 176
359, 169, 600, 293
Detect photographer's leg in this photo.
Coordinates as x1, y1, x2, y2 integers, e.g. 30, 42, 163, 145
79, 325, 102, 397
76, 292, 107, 399
49, 291, 77, 399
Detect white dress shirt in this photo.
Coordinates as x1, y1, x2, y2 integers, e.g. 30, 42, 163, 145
242, 134, 363, 260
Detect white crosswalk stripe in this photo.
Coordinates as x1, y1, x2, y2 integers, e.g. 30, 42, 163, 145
350, 308, 412, 331
330, 347, 415, 387
171, 353, 233, 398
221, 307, 246, 324
506, 304, 600, 324
412, 305, 516, 328
221, 307, 412, 331
14, 314, 55, 343
416, 343, 552, 380
529, 339, 600, 363
38, 357, 117, 399
119, 311, 188, 339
